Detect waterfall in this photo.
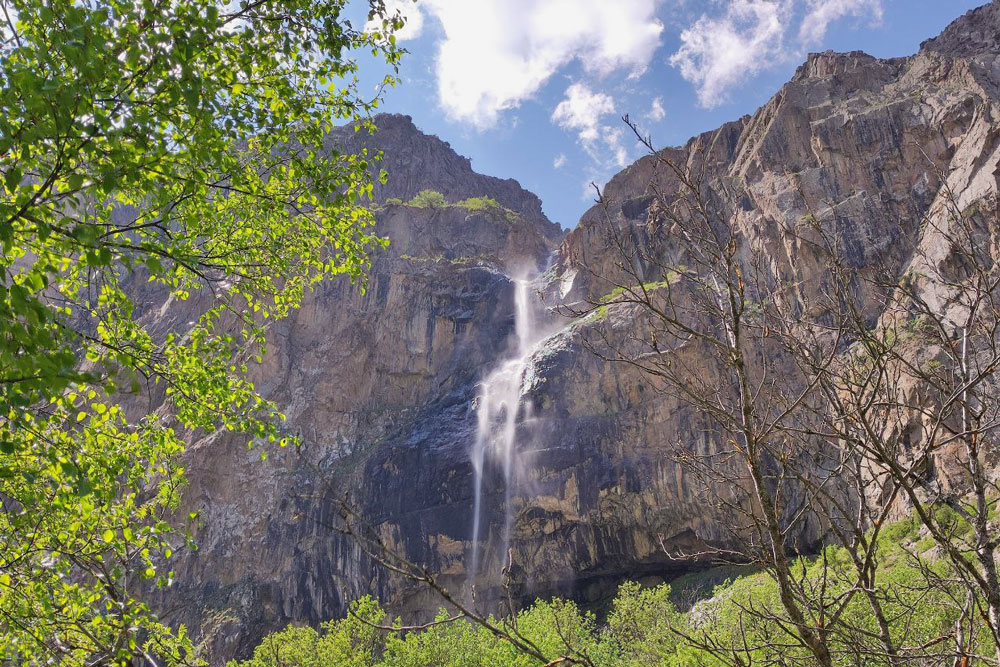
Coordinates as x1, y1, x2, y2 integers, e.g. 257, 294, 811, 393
469, 276, 545, 582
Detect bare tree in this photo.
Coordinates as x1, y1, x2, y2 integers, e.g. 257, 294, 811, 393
562, 116, 1000, 665
802, 181, 1000, 665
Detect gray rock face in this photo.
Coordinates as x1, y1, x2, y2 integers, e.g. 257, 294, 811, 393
328, 113, 559, 230
159, 122, 565, 658
922, 1, 1000, 57
160, 4, 1000, 661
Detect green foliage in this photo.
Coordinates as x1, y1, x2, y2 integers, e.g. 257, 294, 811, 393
0, 0, 403, 663
237, 598, 615, 667
588, 278, 679, 323
398, 253, 494, 265
455, 195, 501, 211
607, 582, 687, 666
599, 278, 678, 305
384, 197, 404, 206
230, 597, 386, 667
877, 515, 917, 545
398, 192, 522, 224
676, 541, 975, 666
240, 515, 997, 666
408, 189, 448, 208
455, 196, 521, 224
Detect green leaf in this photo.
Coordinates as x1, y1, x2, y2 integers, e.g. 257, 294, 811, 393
5, 168, 22, 191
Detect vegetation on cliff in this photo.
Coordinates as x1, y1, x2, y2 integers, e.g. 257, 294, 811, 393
384, 190, 524, 224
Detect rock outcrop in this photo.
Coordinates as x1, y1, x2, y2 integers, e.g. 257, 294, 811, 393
157, 117, 565, 658
327, 113, 554, 225
160, 3, 1000, 661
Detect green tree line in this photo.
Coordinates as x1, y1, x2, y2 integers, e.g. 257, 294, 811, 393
238, 513, 989, 666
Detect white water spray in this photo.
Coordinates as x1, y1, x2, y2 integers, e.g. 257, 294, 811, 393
469, 276, 546, 581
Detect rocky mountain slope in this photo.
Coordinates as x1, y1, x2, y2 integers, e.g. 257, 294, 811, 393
160, 3, 1000, 660
155, 115, 565, 658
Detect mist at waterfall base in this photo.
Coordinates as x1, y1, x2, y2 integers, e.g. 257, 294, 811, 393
468, 269, 563, 590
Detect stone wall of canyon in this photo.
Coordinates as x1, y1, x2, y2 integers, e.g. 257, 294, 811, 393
156, 4, 1000, 660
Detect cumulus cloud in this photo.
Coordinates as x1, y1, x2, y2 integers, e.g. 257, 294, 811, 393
553, 154, 568, 169
670, 0, 789, 108
647, 96, 666, 122
670, 0, 883, 108
365, 0, 425, 41
552, 83, 616, 143
799, 0, 883, 43
604, 126, 630, 168
421, 0, 664, 128
551, 83, 634, 198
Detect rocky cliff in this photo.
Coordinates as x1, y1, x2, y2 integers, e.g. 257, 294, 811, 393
162, 3, 1000, 660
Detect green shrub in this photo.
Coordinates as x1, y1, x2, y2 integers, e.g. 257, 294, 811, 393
598, 277, 678, 305
455, 195, 501, 211
607, 582, 686, 666
229, 597, 386, 667
409, 189, 448, 208
456, 196, 522, 224
384, 197, 404, 206
878, 515, 917, 545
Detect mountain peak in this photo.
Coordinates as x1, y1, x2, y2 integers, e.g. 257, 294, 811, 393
920, 1, 1000, 57
790, 50, 889, 82
327, 113, 560, 235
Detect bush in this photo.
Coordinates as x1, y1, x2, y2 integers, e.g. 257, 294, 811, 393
455, 195, 500, 212
229, 597, 386, 667
456, 196, 521, 224
409, 189, 448, 208
607, 582, 686, 666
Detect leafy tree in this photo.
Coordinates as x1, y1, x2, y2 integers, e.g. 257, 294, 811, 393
229, 597, 387, 667
408, 189, 448, 208
606, 582, 686, 666
0, 0, 403, 663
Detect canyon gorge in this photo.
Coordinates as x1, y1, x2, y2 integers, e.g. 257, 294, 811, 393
152, 3, 1000, 660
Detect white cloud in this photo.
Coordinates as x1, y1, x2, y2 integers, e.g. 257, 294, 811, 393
422, 0, 664, 128
552, 83, 616, 143
553, 154, 568, 169
376, 0, 885, 125
670, 0, 790, 108
799, 0, 883, 44
552, 83, 634, 197
670, 0, 883, 108
604, 126, 630, 168
647, 96, 666, 122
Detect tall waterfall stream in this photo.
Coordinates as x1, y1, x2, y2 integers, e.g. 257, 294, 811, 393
469, 274, 552, 583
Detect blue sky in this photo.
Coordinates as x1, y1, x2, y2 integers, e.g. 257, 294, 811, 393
352, 0, 984, 228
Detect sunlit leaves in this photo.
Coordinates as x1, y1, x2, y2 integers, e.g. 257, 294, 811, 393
0, 0, 402, 663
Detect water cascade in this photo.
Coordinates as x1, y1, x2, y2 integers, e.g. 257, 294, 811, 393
469, 275, 548, 581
